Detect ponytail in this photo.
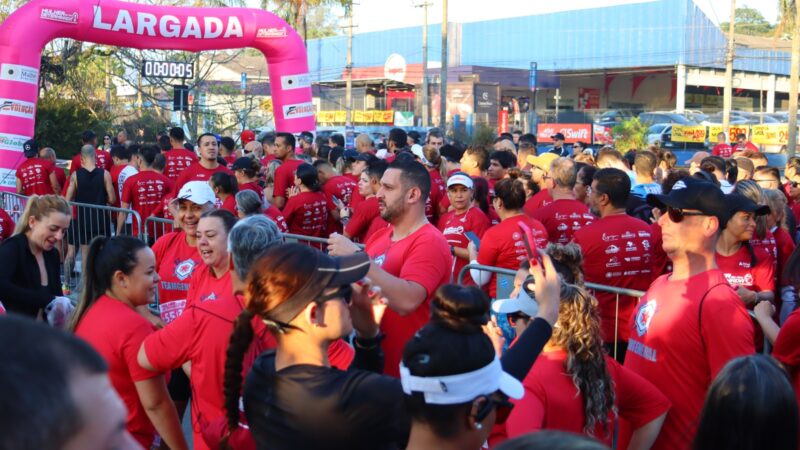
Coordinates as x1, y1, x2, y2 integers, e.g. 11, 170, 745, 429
68, 237, 109, 331
221, 310, 255, 448
14, 194, 70, 236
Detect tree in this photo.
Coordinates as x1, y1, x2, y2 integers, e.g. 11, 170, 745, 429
778, 0, 800, 156
612, 117, 648, 153
261, 0, 350, 41
720, 7, 776, 36
35, 94, 112, 159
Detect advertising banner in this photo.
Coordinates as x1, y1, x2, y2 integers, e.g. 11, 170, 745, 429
537, 124, 592, 144
498, 109, 509, 134
751, 124, 795, 145
577, 88, 600, 109
671, 125, 707, 143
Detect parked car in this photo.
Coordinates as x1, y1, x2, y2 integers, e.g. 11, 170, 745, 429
646, 123, 671, 145
638, 112, 695, 125
594, 109, 639, 127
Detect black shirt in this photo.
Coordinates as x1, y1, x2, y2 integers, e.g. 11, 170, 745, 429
0, 233, 62, 317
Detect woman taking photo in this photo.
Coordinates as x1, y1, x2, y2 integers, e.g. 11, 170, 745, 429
223, 243, 561, 450
437, 172, 490, 284
70, 236, 188, 450
469, 178, 548, 298
283, 163, 328, 242
185, 210, 237, 308
0, 195, 70, 317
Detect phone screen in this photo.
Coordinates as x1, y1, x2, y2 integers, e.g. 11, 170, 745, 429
465, 231, 480, 250
517, 222, 538, 266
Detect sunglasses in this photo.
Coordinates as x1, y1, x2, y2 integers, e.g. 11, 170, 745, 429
507, 312, 531, 325
317, 285, 353, 305
665, 206, 707, 223
476, 393, 515, 424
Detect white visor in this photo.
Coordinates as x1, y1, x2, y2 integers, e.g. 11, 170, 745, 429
492, 287, 538, 317
399, 357, 523, 405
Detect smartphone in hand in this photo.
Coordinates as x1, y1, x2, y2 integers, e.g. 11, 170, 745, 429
465, 231, 481, 250
517, 222, 539, 267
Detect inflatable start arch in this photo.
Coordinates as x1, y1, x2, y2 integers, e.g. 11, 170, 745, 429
0, 0, 315, 189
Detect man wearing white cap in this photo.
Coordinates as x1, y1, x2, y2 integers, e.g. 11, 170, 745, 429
437, 172, 490, 284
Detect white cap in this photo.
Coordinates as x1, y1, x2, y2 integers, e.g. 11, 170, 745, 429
491, 286, 538, 318
174, 180, 216, 206
447, 172, 474, 189
399, 357, 523, 404
410, 144, 430, 165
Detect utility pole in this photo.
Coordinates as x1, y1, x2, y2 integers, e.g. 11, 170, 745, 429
439, 0, 448, 129
345, 3, 354, 127
416, 1, 431, 127
787, 1, 800, 157
722, 0, 736, 137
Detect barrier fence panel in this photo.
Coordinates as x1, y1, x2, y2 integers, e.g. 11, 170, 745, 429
282, 233, 365, 252
144, 217, 176, 244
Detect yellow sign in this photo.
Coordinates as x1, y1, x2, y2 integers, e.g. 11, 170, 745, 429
334, 110, 347, 123
316, 110, 396, 123
354, 110, 374, 123
671, 125, 707, 143
752, 124, 793, 146
708, 125, 724, 139
318, 111, 335, 123
260, 98, 273, 113
376, 110, 394, 123
706, 125, 752, 141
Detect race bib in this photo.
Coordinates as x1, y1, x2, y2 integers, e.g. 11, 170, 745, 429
159, 299, 186, 324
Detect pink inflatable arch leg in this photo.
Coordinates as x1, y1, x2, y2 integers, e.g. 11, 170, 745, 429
0, 0, 315, 191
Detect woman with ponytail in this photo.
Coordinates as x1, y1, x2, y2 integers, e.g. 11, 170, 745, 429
0, 194, 70, 317
283, 163, 328, 242
502, 282, 669, 449
71, 236, 188, 450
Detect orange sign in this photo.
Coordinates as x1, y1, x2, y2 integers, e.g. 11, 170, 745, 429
671, 125, 706, 143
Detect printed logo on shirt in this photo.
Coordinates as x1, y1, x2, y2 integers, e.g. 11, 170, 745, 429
635, 299, 657, 337
602, 233, 619, 242
724, 273, 754, 286
606, 256, 621, 268
642, 240, 651, 250
557, 223, 568, 231
174, 259, 196, 281
638, 230, 651, 238
622, 231, 636, 239
625, 241, 638, 252
605, 244, 620, 254
605, 271, 622, 279
738, 261, 752, 268
200, 292, 217, 302
374, 253, 386, 267
443, 225, 465, 236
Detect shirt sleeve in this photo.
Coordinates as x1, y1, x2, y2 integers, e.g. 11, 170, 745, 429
142, 307, 196, 372
121, 176, 133, 204
273, 166, 291, 201
753, 247, 775, 293
282, 197, 297, 224
611, 359, 671, 429
345, 202, 370, 240
504, 383, 546, 438
773, 309, 800, 367
398, 230, 452, 298
124, 321, 161, 382
702, 285, 756, 378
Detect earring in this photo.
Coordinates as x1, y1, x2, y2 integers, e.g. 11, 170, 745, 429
475, 423, 483, 430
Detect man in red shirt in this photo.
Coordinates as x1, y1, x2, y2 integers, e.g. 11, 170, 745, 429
624, 178, 755, 450
328, 158, 452, 377
459, 145, 489, 177
38, 146, 66, 192
16, 139, 58, 196
523, 153, 558, 215
175, 133, 232, 192
711, 132, 733, 157
573, 168, 655, 362
733, 132, 760, 153
487, 150, 517, 197
69, 131, 112, 174
119, 145, 174, 239
219, 136, 237, 169
344, 159, 389, 243
163, 127, 198, 182
272, 133, 303, 209
314, 159, 357, 233
531, 157, 593, 244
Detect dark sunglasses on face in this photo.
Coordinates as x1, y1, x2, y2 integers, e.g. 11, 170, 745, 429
475, 393, 515, 424
507, 312, 531, 325
664, 206, 707, 223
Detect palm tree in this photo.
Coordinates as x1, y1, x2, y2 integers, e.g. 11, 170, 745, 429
778, 0, 800, 156
261, 0, 351, 41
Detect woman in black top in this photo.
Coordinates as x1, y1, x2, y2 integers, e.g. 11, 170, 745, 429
222, 243, 559, 450
0, 195, 70, 317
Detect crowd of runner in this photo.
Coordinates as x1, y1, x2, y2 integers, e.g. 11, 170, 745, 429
0, 125, 799, 450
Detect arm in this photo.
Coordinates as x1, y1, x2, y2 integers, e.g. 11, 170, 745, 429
627, 414, 667, 450
273, 195, 286, 209
754, 300, 780, 344
65, 173, 77, 201
134, 377, 188, 450
15, 177, 22, 195
49, 171, 60, 194
117, 202, 130, 235
104, 171, 116, 205
365, 263, 428, 316
468, 240, 493, 287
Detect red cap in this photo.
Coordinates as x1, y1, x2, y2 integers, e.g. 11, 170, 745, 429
241, 130, 256, 145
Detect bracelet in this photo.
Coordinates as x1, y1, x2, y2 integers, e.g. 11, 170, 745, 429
354, 332, 385, 349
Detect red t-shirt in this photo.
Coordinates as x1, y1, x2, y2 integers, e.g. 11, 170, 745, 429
711, 143, 733, 158
16, 158, 54, 195
523, 189, 553, 216
649, 222, 671, 276
175, 162, 232, 192
624, 270, 755, 450
121, 171, 174, 237
152, 231, 203, 324
345, 196, 388, 243
501, 349, 670, 447
365, 224, 452, 376
70, 150, 112, 173
223, 154, 236, 169
573, 214, 657, 343
437, 206, 491, 284
773, 226, 796, 286
530, 198, 594, 244
164, 148, 198, 181
143, 294, 276, 450
773, 309, 800, 407
53, 165, 66, 190
185, 265, 233, 308
273, 159, 304, 204
264, 204, 288, 232
283, 191, 328, 238
74, 295, 159, 449
322, 175, 358, 234
239, 181, 264, 200
424, 180, 444, 224
716, 245, 775, 294
220, 195, 237, 215
733, 141, 760, 153
477, 215, 548, 298
0, 208, 12, 243
260, 154, 276, 167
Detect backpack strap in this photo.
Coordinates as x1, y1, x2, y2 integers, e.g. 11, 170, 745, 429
698, 282, 730, 354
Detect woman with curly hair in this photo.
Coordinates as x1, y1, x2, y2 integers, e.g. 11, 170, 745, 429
496, 246, 670, 449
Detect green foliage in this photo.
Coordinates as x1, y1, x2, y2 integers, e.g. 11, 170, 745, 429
119, 112, 174, 144
611, 117, 648, 153
35, 95, 112, 159
720, 7, 776, 36
450, 123, 496, 147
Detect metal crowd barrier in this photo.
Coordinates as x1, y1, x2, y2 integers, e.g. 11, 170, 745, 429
144, 216, 175, 244
282, 233, 365, 252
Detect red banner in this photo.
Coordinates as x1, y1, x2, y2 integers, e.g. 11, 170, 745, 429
537, 124, 592, 144
498, 109, 509, 134
578, 88, 600, 109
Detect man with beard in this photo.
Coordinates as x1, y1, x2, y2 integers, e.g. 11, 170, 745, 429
572, 168, 656, 363
327, 158, 452, 377
175, 133, 231, 192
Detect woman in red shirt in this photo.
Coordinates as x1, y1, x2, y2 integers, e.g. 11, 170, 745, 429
232, 156, 264, 201
186, 210, 237, 308
283, 163, 328, 242
503, 283, 669, 448
70, 236, 188, 450
209, 172, 238, 215
469, 178, 548, 298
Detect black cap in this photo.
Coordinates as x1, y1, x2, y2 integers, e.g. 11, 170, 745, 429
22, 139, 38, 158
264, 249, 371, 326
725, 193, 771, 217
440, 144, 463, 163
343, 149, 359, 161
647, 178, 729, 224
231, 156, 255, 171
551, 132, 565, 141
354, 152, 376, 162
